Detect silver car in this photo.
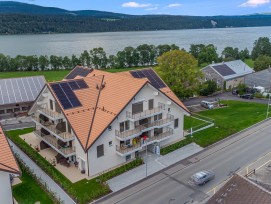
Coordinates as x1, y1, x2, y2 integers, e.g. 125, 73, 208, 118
190, 170, 215, 185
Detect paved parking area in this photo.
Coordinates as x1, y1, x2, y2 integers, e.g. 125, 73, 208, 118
107, 143, 203, 192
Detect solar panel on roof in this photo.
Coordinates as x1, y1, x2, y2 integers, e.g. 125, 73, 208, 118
130, 69, 166, 89
213, 64, 236, 77
65, 67, 93, 79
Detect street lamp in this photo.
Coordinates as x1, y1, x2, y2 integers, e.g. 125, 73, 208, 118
143, 135, 149, 177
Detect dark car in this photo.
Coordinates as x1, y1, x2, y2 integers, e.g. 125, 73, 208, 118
232, 89, 239, 95
240, 94, 254, 99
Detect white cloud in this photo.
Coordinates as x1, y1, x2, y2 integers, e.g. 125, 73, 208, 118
167, 3, 182, 8
239, 0, 270, 7
122, 2, 152, 8
145, 6, 159, 11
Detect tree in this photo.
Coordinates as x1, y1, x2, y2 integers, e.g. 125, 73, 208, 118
38, 55, 49, 71
251, 37, 271, 60
89, 47, 107, 69
123, 46, 135, 67
108, 55, 118, 68
157, 50, 202, 98
239, 48, 250, 61
199, 80, 218, 96
50, 55, 62, 70
222, 47, 239, 60
0, 53, 10, 71
116, 51, 126, 68
198, 44, 218, 65
80, 50, 91, 66
71, 54, 80, 68
136, 44, 152, 66
156, 44, 171, 57
62, 56, 72, 69
254, 55, 271, 71
189, 44, 205, 59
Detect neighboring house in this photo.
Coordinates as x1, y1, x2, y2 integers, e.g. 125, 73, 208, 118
245, 68, 271, 91
201, 60, 254, 89
28, 66, 190, 177
0, 126, 21, 204
207, 174, 271, 204
0, 76, 46, 117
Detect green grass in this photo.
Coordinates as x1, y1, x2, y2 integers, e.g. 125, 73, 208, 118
184, 115, 208, 130
6, 128, 143, 204
245, 58, 254, 68
161, 100, 269, 154
13, 163, 54, 204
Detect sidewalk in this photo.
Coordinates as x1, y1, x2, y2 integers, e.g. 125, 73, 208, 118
9, 139, 76, 204
107, 143, 203, 192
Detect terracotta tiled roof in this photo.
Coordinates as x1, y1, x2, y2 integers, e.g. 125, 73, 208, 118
0, 126, 20, 175
207, 174, 271, 204
48, 67, 189, 151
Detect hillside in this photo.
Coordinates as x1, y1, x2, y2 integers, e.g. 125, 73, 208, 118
1, 1, 271, 34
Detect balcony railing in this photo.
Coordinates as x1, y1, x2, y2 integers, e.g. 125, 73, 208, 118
116, 127, 173, 155
34, 130, 75, 156
115, 114, 174, 139
32, 115, 73, 140
38, 106, 63, 120
126, 105, 165, 120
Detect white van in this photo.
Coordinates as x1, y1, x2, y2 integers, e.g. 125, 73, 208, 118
200, 101, 214, 109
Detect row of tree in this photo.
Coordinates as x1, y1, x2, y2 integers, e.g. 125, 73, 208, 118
0, 37, 271, 72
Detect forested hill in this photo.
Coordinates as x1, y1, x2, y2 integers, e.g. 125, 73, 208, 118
1, 1, 271, 34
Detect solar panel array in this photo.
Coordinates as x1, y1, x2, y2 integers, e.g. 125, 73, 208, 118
0, 76, 45, 105
51, 79, 88, 110
213, 64, 236, 77
130, 69, 166, 89
65, 67, 93, 79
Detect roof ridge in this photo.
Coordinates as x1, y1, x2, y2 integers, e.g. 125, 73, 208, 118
85, 75, 105, 150
0, 162, 20, 174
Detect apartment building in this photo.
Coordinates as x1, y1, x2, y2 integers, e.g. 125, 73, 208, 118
29, 66, 190, 177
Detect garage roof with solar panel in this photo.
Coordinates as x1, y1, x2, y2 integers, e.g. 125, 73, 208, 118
0, 76, 46, 106
130, 69, 166, 89
50, 79, 88, 110
65, 66, 93, 79
212, 64, 236, 76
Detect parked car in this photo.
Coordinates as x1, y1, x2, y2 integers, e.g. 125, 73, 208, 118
190, 170, 215, 185
200, 101, 214, 109
240, 94, 254, 99
232, 89, 239, 95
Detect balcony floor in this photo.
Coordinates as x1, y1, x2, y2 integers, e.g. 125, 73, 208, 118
20, 133, 87, 183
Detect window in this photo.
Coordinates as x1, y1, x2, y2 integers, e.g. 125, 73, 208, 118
125, 140, 130, 145
108, 126, 112, 131
14, 108, 20, 112
109, 141, 112, 147
148, 99, 154, 110
126, 154, 131, 161
0, 110, 5, 114
154, 128, 163, 136
154, 113, 162, 121
7, 109, 13, 113
168, 108, 171, 112
120, 120, 130, 132
174, 118, 179, 129
132, 102, 143, 114
50, 99, 54, 110
97, 144, 104, 158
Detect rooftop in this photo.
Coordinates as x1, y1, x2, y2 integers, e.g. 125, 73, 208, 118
0, 126, 20, 175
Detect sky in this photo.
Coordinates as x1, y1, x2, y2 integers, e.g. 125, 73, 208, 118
2, 0, 271, 16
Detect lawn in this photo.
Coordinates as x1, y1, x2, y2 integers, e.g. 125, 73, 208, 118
13, 163, 54, 204
6, 128, 143, 204
245, 58, 254, 68
161, 100, 269, 155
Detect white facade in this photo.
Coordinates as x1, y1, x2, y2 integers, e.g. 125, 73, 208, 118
30, 83, 188, 177
0, 171, 13, 204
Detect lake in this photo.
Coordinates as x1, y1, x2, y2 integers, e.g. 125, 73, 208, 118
0, 26, 271, 57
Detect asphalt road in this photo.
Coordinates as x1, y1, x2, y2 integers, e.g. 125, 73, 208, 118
96, 119, 271, 204
183, 92, 269, 107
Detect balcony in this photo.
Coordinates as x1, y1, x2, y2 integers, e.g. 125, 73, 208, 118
116, 127, 174, 156
34, 130, 75, 157
32, 115, 74, 141
37, 106, 64, 120
115, 114, 174, 140
126, 105, 164, 121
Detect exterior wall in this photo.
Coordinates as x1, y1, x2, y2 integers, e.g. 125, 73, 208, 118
226, 77, 244, 89
74, 137, 89, 175
87, 84, 187, 176
202, 66, 225, 88
0, 171, 13, 204
0, 102, 33, 116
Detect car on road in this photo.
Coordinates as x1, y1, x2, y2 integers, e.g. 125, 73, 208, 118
240, 93, 254, 99
200, 101, 214, 109
232, 89, 239, 95
190, 170, 215, 185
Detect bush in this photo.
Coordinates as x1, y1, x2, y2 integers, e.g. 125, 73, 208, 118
199, 80, 218, 96
160, 137, 193, 155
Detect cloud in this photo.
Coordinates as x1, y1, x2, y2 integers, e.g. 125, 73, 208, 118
122, 2, 152, 8
145, 6, 159, 11
239, 0, 270, 7
167, 3, 182, 8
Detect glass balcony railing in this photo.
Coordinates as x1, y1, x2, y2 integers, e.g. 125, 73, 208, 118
115, 114, 174, 140
126, 105, 165, 120
34, 130, 75, 157
38, 106, 64, 120
116, 127, 173, 156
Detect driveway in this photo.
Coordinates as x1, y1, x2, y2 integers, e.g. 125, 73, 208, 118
183, 92, 268, 107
